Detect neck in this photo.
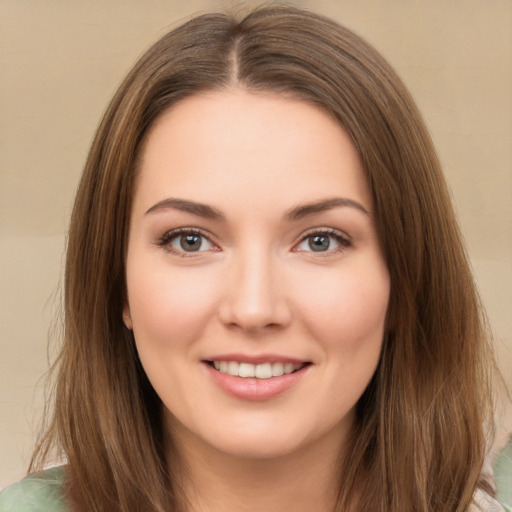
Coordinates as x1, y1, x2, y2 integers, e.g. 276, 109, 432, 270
169, 426, 348, 512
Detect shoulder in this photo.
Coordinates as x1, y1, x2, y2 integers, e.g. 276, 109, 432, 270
0, 466, 69, 512
471, 489, 506, 512
494, 437, 512, 512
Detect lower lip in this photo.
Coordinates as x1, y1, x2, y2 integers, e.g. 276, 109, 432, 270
204, 363, 309, 401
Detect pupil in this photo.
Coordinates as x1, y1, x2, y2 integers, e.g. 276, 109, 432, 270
180, 234, 201, 251
309, 235, 329, 251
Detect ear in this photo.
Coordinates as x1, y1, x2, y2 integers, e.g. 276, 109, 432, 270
123, 303, 133, 330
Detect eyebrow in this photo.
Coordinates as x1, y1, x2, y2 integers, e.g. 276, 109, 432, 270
284, 197, 370, 220
144, 196, 370, 221
145, 198, 225, 220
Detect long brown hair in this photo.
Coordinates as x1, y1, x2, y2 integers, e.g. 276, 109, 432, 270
31, 5, 499, 511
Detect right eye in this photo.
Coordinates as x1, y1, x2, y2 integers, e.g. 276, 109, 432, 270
158, 229, 216, 255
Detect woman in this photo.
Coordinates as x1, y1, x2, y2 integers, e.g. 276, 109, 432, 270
0, 5, 504, 512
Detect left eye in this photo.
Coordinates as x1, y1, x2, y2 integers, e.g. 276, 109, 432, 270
163, 230, 215, 254
295, 231, 350, 253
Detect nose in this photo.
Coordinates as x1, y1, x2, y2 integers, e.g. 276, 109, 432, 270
218, 245, 292, 332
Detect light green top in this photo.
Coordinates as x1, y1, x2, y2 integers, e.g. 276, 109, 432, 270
495, 436, 512, 512
1, 448, 510, 511
0, 466, 68, 512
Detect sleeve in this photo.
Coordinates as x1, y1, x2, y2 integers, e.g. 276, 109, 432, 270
495, 435, 512, 512
472, 488, 506, 512
0, 467, 68, 512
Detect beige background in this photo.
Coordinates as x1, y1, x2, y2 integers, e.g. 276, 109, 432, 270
1, 0, 511, 489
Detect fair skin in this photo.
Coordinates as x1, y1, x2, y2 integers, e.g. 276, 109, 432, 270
124, 89, 390, 512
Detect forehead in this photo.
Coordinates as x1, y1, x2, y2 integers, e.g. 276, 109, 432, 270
133, 88, 372, 215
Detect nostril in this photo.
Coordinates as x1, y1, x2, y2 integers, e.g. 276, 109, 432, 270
218, 303, 292, 332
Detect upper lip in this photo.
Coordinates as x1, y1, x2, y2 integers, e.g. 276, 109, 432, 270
203, 353, 310, 365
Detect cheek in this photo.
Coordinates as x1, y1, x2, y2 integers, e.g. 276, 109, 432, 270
296, 260, 389, 415
125, 262, 224, 403
293, 259, 390, 350
125, 261, 222, 348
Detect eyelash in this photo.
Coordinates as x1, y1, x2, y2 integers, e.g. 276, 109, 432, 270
156, 228, 218, 257
294, 228, 352, 255
156, 227, 352, 256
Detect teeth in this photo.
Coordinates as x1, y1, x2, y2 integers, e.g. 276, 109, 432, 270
272, 362, 284, 377
212, 361, 303, 379
239, 363, 255, 377
228, 361, 239, 375
284, 362, 295, 374
255, 363, 272, 379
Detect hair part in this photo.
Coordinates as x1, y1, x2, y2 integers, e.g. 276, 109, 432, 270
31, 5, 500, 511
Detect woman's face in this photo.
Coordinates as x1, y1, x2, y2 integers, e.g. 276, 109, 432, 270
124, 89, 390, 459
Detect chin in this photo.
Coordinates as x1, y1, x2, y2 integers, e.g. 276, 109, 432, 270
175, 412, 347, 463
212, 435, 304, 460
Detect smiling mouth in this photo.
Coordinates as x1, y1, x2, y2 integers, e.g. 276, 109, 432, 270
206, 361, 310, 379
